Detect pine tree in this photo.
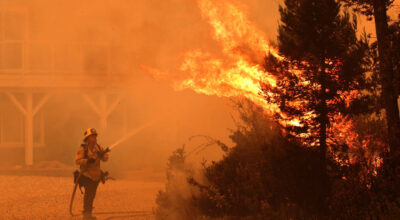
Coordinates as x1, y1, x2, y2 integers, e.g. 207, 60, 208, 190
264, 0, 368, 211
341, 0, 400, 163
390, 19, 400, 92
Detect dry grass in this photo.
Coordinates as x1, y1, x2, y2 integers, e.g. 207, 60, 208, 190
0, 174, 164, 220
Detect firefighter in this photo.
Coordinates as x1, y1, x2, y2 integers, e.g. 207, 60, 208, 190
75, 128, 109, 218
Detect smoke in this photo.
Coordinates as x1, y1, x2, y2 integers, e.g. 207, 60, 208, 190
1, 0, 279, 171
2, 0, 395, 172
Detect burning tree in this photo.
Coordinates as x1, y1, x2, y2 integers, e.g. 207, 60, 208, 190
152, 1, 400, 218
264, 0, 369, 208
390, 19, 400, 93
339, 0, 400, 205
146, 0, 377, 167
340, 0, 400, 165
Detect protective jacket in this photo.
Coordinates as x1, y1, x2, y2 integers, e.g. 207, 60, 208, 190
75, 143, 109, 181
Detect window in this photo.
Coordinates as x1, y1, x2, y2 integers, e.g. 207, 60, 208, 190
0, 9, 26, 71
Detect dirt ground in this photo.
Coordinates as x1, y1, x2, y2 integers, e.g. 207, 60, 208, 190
0, 174, 164, 220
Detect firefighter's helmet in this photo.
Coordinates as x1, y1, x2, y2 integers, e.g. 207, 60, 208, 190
84, 128, 98, 141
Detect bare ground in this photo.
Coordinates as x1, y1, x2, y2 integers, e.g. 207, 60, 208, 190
0, 175, 164, 220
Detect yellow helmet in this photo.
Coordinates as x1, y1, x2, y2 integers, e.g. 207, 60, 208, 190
84, 128, 98, 141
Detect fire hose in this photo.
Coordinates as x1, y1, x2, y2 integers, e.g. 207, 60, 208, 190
69, 168, 113, 216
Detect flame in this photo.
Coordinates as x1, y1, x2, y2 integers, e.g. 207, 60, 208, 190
176, 0, 283, 117
144, 0, 282, 115
143, 0, 376, 155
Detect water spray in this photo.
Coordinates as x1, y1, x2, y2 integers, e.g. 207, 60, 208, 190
108, 119, 157, 150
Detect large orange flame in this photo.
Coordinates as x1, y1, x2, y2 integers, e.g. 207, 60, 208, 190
145, 0, 282, 115
144, 0, 372, 154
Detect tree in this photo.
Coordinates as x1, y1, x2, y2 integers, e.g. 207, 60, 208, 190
341, 0, 400, 163
155, 102, 378, 219
264, 0, 368, 211
190, 102, 328, 219
155, 147, 200, 220
389, 18, 400, 96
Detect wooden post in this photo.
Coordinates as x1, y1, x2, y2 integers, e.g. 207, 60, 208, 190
83, 92, 122, 132
25, 93, 33, 166
5, 92, 50, 166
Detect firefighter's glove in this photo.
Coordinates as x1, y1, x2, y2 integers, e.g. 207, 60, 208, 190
98, 147, 110, 159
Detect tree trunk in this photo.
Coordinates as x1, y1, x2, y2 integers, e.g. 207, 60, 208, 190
318, 65, 329, 216
319, 98, 328, 214
373, 0, 400, 160
319, 62, 328, 167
